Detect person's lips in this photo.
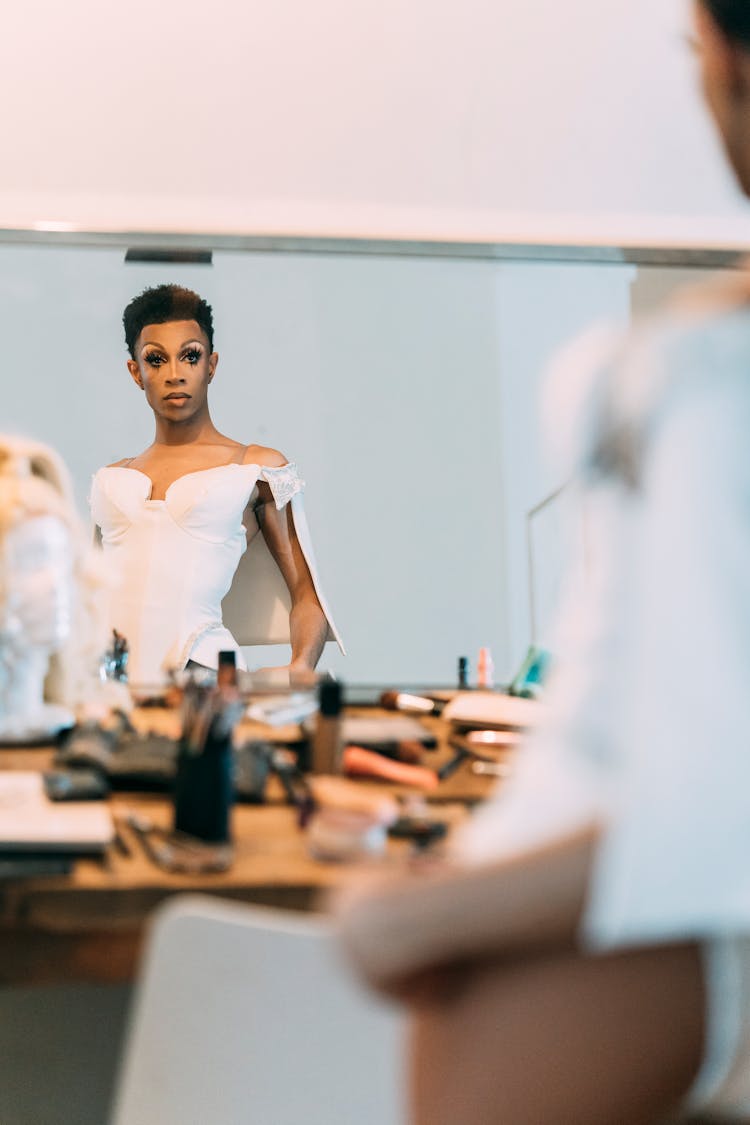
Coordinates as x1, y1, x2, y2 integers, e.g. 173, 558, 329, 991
164, 392, 191, 402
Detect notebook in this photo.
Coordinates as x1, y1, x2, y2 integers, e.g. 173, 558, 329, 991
0, 772, 113, 852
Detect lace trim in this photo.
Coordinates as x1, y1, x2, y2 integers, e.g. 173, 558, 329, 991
261, 462, 305, 510
173, 621, 224, 670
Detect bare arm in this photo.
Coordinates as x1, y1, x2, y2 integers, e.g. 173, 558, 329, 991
255, 487, 328, 671
335, 823, 598, 999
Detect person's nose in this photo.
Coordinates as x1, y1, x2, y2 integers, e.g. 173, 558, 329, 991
164, 360, 186, 384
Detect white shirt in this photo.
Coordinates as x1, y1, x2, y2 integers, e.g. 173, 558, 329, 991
456, 303, 750, 947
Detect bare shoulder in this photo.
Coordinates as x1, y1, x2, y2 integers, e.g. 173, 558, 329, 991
105, 457, 133, 468
242, 443, 289, 468
668, 268, 750, 317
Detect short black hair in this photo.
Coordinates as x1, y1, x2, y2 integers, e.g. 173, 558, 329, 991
702, 0, 750, 47
123, 284, 214, 358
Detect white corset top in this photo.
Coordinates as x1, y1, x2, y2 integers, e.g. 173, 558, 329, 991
90, 461, 341, 684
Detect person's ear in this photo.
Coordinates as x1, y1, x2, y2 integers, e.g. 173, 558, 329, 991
208, 352, 218, 383
127, 359, 144, 389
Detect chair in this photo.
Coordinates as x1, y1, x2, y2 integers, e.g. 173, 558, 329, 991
221, 493, 341, 650
110, 895, 405, 1125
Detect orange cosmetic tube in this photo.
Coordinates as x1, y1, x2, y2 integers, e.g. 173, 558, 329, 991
342, 745, 439, 790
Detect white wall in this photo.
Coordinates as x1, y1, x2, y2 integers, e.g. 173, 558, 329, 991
0, 0, 748, 242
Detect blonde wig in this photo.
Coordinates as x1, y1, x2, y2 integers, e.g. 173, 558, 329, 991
0, 435, 107, 707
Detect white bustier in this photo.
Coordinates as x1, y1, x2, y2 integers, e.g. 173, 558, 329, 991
90, 461, 342, 685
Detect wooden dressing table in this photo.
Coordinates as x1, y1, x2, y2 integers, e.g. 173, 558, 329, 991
0, 707, 495, 986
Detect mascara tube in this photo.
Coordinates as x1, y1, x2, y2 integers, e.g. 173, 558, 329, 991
311, 680, 343, 774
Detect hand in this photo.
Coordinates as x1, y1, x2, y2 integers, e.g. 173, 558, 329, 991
331, 865, 476, 1004
251, 663, 318, 688
287, 661, 318, 687
252, 665, 293, 686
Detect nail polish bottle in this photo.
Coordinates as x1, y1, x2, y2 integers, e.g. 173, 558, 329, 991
476, 647, 495, 689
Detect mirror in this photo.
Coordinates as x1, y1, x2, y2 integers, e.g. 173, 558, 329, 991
0, 236, 734, 684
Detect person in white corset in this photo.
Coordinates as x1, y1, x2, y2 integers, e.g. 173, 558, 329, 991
90, 284, 342, 685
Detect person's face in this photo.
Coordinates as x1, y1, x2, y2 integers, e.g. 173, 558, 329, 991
693, 1, 750, 195
127, 319, 218, 422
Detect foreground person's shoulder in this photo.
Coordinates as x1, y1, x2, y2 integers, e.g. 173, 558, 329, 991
242, 444, 289, 468
667, 268, 750, 319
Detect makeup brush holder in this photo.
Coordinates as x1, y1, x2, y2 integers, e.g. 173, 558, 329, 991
174, 722, 234, 843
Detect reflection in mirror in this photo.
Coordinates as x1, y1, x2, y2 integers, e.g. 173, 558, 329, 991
91, 284, 343, 687
0, 240, 733, 685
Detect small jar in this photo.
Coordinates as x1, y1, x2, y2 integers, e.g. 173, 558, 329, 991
307, 809, 388, 863
306, 776, 399, 863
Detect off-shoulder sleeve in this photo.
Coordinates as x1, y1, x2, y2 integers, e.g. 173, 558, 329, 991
260, 462, 305, 510
222, 463, 345, 654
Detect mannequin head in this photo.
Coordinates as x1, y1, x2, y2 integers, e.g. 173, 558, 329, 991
0, 437, 88, 736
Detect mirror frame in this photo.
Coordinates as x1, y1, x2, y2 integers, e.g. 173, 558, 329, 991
0, 227, 745, 268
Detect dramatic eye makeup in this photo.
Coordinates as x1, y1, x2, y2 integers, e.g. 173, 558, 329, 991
180, 347, 203, 364
140, 343, 204, 368
143, 351, 166, 367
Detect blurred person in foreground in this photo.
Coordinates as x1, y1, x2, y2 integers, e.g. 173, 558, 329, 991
336, 3, 750, 1122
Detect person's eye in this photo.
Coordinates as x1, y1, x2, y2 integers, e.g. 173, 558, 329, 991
144, 353, 165, 367
182, 348, 202, 365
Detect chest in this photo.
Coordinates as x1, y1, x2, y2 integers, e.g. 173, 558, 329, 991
127, 452, 241, 502
93, 465, 261, 543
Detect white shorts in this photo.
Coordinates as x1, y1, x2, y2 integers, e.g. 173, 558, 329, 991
684, 935, 750, 1118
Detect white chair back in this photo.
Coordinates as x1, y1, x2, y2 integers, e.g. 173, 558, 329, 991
111, 895, 405, 1125
222, 494, 344, 651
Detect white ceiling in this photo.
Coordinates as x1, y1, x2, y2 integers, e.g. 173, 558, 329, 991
0, 0, 748, 243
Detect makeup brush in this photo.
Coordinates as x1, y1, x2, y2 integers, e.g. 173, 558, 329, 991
379, 691, 444, 716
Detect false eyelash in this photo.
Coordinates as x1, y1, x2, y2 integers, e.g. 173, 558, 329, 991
181, 348, 203, 364
144, 353, 166, 366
